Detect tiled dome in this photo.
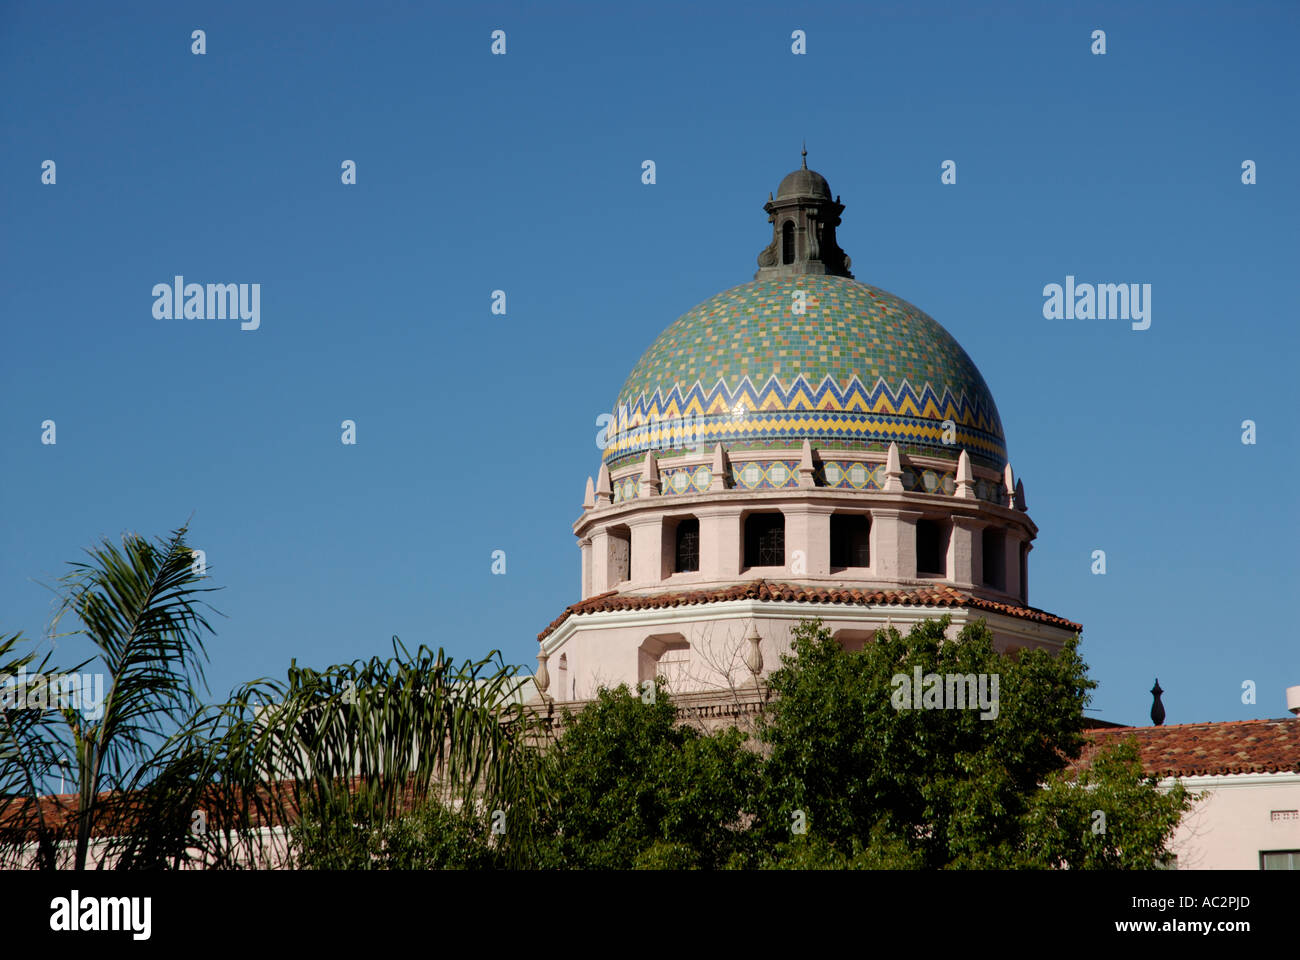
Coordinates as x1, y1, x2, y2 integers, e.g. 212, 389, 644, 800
604, 275, 1007, 471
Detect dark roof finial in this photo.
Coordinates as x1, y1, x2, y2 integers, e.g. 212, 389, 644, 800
1150, 679, 1166, 726
801, 141, 807, 170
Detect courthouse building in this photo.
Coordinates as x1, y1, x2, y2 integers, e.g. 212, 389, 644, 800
534, 151, 1079, 709
528, 153, 1300, 870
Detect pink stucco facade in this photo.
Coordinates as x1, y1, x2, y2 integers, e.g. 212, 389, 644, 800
1164, 773, 1300, 870
535, 441, 1075, 703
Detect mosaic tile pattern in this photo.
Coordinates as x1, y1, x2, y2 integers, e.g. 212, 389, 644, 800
730, 460, 800, 490
819, 461, 958, 497
613, 476, 638, 504
604, 408, 1004, 470
611, 460, 1003, 503
661, 464, 713, 496
607, 276, 1007, 468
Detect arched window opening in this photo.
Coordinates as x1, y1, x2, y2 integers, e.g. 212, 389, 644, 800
744, 512, 785, 568
781, 221, 796, 264
674, 518, 699, 573
830, 514, 871, 569
638, 634, 689, 687
916, 519, 948, 576
982, 527, 1006, 590
607, 524, 631, 584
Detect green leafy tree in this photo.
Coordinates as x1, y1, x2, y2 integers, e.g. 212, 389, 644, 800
534, 682, 761, 869
1018, 737, 1193, 869
292, 795, 498, 869
755, 617, 1181, 869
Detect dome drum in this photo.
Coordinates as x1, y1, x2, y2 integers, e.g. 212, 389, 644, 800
571, 474, 1038, 608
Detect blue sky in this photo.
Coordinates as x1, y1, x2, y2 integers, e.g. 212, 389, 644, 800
2, 0, 1296, 727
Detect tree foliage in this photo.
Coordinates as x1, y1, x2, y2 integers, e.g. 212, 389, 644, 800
1019, 737, 1193, 869
0, 525, 224, 869
291, 795, 498, 870
753, 617, 1187, 869
528, 682, 761, 869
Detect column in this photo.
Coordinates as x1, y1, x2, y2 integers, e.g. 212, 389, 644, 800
1003, 528, 1025, 601
629, 515, 665, 585
783, 503, 833, 577
589, 528, 611, 594
949, 516, 986, 589
872, 508, 922, 580
699, 507, 741, 580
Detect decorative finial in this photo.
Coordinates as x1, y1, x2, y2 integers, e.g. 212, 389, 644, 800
708, 443, 729, 491
745, 629, 764, 680
883, 441, 904, 493
797, 438, 816, 489
1150, 679, 1166, 726
595, 462, 613, 506
535, 650, 550, 698
801, 141, 807, 169
956, 449, 976, 499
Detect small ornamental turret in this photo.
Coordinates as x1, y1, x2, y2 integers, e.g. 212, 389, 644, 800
1150, 679, 1166, 726
755, 146, 853, 280
583, 476, 596, 510
1014, 478, 1027, 512
1003, 464, 1016, 509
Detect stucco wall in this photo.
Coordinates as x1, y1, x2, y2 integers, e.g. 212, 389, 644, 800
1165, 773, 1300, 870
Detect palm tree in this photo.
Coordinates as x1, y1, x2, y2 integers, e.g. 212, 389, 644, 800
0, 632, 78, 868
1, 522, 554, 870
258, 640, 554, 869
0, 524, 223, 868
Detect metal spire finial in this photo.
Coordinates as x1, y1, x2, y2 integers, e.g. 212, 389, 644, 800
1150, 678, 1166, 726
801, 141, 807, 169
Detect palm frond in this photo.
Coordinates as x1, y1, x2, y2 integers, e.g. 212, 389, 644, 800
47, 524, 220, 868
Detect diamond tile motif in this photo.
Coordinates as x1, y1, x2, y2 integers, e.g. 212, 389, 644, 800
658, 464, 712, 497
730, 460, 800, 490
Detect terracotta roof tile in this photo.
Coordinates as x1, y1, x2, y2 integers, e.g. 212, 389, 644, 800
1077, 717, 1300, 777
537, 579, 1082, 642
0, 782, 304, 840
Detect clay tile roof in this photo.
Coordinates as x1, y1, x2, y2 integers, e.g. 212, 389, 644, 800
1076, 717, 1300, 777
0, 782, 305, 839
537, 579, 1082, 642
